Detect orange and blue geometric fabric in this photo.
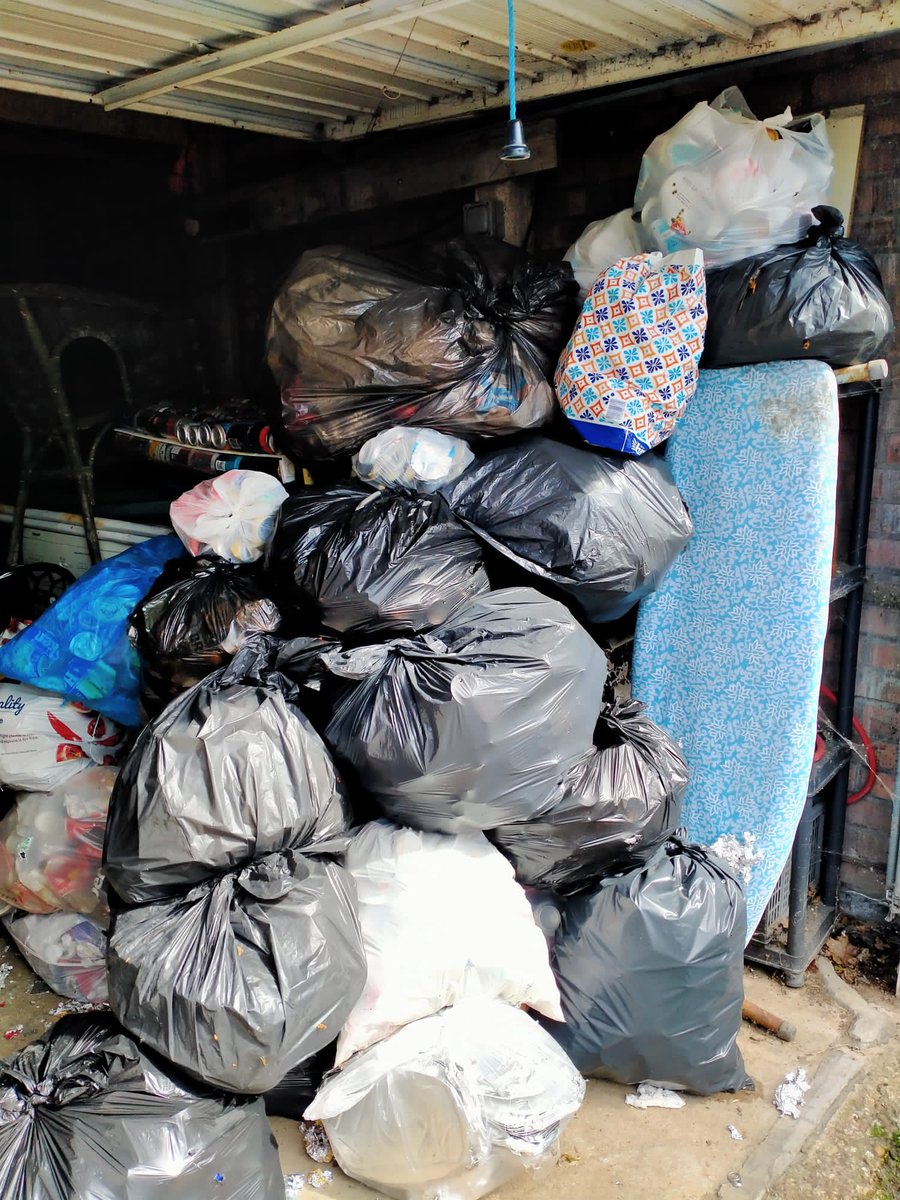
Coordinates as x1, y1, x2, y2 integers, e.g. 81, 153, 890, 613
555, 250, 707, 456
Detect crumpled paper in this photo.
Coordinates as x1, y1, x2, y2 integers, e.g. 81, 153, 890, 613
625, 1083, 686, 1110
707, 832, 765, 887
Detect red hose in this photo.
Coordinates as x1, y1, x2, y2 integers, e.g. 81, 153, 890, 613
819, 684, 877, 804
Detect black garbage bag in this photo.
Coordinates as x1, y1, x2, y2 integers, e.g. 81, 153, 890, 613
0, 1012, 284, 1199
130, 556, 282, 714
263, 1042, 335, 1119
489, 700, 689, 894
107, 849, 366, 1094
544, 832, 750, 1095
266, 238, 578, 459
266, 483, 489, 637
323, 587, 606, 833
104, 634, 350, 905
703, 206, 895, 367
440, 435, 693, 624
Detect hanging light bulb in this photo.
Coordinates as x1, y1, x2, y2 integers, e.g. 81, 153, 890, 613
501, 0, 530, 161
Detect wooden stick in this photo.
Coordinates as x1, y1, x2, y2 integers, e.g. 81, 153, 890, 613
742, 999, 797, 1042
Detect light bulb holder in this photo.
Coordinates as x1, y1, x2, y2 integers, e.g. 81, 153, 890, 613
500, 118, 531, 161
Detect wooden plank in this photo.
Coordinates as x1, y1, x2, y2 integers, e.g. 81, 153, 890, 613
194, 117, 557, 236
474, 177, 536, 249
0, 88, 187, 143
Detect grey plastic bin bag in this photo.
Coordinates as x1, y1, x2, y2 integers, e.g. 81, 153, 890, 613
545, 831, 751, 1095
107, 849, 366, 1094
440, 435, 693, 624
104, 634, 351, 905
489, 700, 688, 894
323, 587, 606, 833
0, 1012, 284, 1199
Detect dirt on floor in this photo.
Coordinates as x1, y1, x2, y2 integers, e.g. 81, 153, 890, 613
769, 1031, 900, 1200
0, 933, 897, 1200
275, 965, 864, 1200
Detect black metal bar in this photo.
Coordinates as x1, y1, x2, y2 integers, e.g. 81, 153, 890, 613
821, 385, 880, 906
785, 799, 816, 982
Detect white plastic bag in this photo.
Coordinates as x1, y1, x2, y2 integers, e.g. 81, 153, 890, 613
565, 209, 652, 295
0, 766, 115, 920
352, 427, 474, 493
3, 910, 108, 1004
635, 86, 833, 269
170, 470, 289, 564
335, 821, 562, 1065
0, 684, 122, 793
307, 1001, 585, 1200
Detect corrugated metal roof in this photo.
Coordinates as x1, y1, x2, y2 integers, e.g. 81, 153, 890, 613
0, 0, 897, 140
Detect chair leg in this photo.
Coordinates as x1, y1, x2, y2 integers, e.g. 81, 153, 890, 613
8, 427, 34, 568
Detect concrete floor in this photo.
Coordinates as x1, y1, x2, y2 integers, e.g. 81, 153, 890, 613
0, 934, 896, 1200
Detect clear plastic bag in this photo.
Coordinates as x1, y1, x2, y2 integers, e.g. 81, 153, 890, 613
266, 484, 489, 637
0, 765, 116, 919
353, 426, 474, 493
267, 240, 577, 460
555, 249, 707, 455
335, 820, 562, 1065
306, 1000, 585, 1200
3, 910, 108, 1003
323, 588, 607, 833
0, 684, 122, 792
0, 1013, 284, 1200
171, 470, 289, 564
635, 87, 834, 269
0, 536, 183, 727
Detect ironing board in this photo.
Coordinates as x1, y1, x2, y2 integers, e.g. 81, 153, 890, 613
631, 361, 839, 938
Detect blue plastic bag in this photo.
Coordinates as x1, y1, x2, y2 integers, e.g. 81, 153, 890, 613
0, 536, 184, 726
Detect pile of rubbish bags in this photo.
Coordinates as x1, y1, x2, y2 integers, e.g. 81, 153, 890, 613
0, 82, 891, 1200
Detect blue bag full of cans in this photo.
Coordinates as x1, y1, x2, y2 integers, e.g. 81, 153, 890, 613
0, 536, 184, 727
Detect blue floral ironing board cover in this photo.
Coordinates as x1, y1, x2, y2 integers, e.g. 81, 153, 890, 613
632, 361, 839, 939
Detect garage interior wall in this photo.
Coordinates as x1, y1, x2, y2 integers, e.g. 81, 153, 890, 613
0, 29, 897, 913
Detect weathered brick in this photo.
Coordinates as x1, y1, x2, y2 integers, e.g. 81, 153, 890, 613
840, 859, 888, 896
845, 793, 894, 833
867, 538, 900, 570
855, 666, 900, 704
862, 636, 899, 669
871, 467, 900, 504
863, 105, 900, 140
861, 605, 900, 637
856, 698, 900, 739
886, 434, 900, 466
858, 139, 900, 178
842, 823, 890, 867
813, 60, 900, 108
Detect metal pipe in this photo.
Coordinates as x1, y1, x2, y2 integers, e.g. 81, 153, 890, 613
786, 800, 815, 984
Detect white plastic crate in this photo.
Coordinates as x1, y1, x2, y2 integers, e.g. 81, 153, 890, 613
0, 506, 169, 578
